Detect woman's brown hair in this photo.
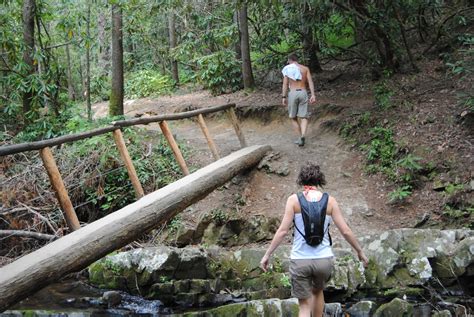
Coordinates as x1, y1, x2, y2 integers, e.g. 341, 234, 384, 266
297, 163, 326, 187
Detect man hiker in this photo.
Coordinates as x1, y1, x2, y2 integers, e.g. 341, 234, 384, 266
281, 54, 316, 146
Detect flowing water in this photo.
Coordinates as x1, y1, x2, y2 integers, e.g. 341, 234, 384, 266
1, 280, 172, 317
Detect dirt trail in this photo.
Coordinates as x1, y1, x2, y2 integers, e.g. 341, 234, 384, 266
170, 116, 388, 246
93, 89, 394, 247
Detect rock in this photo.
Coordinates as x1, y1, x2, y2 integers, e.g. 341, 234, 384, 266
174, 225, 196, 247
257, 151, 290, 177
432, 236, 474, 282
102, 291, 122, 307
326, 255, 365, 297
432, 310, 452, 317
346, 300, 376, 317
324, 302, 343, 316
88, 229, 474, 309
373, 298, 413, 317
437, 301, 468, 317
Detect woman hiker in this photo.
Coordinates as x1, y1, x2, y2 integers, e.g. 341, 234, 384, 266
260, 163, 368, 317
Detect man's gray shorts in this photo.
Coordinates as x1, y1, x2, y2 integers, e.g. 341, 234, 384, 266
289, 257, 334, 299
288, 90, 309, 118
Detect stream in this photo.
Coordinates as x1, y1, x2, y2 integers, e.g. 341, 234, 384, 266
2, 279, 472, 317
1, 280, 173, 317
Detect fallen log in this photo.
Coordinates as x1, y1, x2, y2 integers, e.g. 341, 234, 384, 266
0, 145, 271, 312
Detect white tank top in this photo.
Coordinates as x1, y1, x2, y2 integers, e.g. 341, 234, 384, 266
290, 195, 334, 260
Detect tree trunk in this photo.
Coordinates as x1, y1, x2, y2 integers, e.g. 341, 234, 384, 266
301, 3, 322, 73
78, 55, 84, 101
238, 2, 255, 89
109, 4, 123, 116
22, 0, 35, 115
98, 6, 110, 76
86, 0, 91, 120
233, 11, 241, 61
168, 11, 179, 85
0, 145, 271, 311
65, 43, 76, 101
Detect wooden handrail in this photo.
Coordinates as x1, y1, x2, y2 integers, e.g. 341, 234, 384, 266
0, 103, 236, 157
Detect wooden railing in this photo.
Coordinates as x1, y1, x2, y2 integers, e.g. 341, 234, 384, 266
0, 103, 247, 232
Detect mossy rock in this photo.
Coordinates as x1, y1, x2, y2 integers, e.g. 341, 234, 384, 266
189, 279, 211, 293
346, 300, 376, 317
431, 310, 452, 317
382, 287, 424, 298
373, 298, 414, 317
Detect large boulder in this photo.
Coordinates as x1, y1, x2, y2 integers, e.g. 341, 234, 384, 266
373, 298, 414, 317
346, 300, 377, 317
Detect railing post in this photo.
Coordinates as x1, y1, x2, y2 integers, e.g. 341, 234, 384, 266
159, 120, 190, 175
227, 107, 247, 148
112, 129, 144, 199
39, 147, 80, 231
197, 114, 220, 160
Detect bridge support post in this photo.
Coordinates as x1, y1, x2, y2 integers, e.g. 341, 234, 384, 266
39, 147, 80, 231
227, 107, 247, 148
159, 120, 190, 175
112, 129, 144, 199
197, 114, 220, 160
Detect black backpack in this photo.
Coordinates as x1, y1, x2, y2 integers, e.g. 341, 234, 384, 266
294, 192, 332, 247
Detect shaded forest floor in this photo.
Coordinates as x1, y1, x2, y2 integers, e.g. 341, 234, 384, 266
93, 59, 474, 246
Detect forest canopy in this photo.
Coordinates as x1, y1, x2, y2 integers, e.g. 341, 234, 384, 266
0, 0, 472, 141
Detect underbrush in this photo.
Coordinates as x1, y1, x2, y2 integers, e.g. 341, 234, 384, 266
125, 69, 175, 99
339, 62, 473, 229
1, 114, 188, 258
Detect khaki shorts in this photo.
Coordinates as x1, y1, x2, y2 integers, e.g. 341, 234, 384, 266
289, 257, 334, 299
288, 90, 309, 118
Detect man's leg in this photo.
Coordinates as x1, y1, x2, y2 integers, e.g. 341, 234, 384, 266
311, 288, 325, 317
298, 297, 312, 317
291, 117, 302, 136
300, 118, 308, 137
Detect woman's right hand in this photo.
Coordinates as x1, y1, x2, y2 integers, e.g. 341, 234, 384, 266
357, 250, 369, 267
260, 255, 270, 272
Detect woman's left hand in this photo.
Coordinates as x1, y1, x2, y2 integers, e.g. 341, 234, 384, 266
260, 255, 270, 272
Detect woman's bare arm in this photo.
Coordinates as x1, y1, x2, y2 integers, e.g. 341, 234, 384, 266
260, 195, 296, 271
329, 196, 368, 266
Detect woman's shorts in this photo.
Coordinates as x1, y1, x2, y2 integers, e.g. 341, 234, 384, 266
289, 257, 334, 299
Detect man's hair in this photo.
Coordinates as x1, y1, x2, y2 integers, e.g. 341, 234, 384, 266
297, 162, 326, 187
288, 54, 299, 62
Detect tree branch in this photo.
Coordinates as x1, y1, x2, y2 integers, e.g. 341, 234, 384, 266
0, 230, 56, 241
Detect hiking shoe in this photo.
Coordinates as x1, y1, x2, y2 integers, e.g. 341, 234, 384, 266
300, 136, 305, 147
294, 138, 302, 145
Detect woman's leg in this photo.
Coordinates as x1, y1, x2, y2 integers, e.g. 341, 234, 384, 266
298, 297, 312, 317
311, 288, 325, 317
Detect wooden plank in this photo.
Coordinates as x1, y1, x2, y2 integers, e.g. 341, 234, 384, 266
113, 103, 235, 128
159, 120, 189, 175
39, 147, 80, 231
112, 129, 144, 198
0, 104, 236, 157
0, 145, 271, 311
197, 114, 220, 160
227, 107, 247, 148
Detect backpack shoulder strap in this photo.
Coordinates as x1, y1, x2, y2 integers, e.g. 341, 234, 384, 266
296, 192, 309, 211
293, 192, 307, 238
321, 193, 332, 246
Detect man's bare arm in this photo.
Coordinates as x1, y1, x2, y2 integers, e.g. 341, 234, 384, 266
282, 76, 289, 96
282, 76, 289, 106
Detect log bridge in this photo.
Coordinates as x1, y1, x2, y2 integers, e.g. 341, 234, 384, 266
0, 104, 271, 311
